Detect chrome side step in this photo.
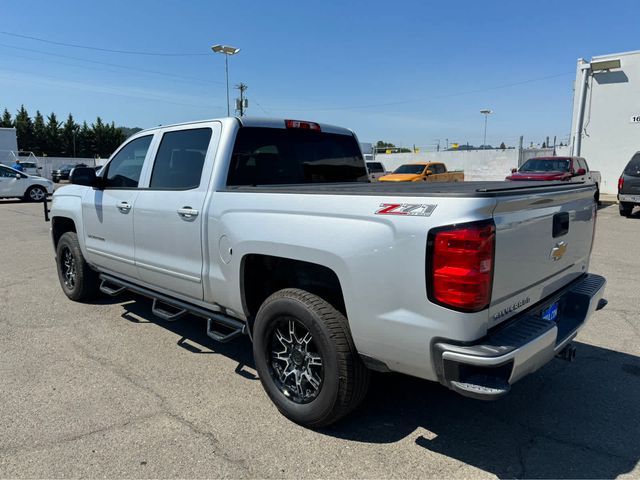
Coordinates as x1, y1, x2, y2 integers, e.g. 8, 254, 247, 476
98, 274, 247, 343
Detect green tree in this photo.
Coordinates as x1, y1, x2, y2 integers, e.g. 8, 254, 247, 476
1, 108, 12, 128
14, 105, 34, 152
500, 142, 506, 150
92, 117, 108, 157
45, 112, 62, 156
60, 114, 79, 157
105, 122, 125, 157
32, 111, 46, 155
77, 121, 94, 158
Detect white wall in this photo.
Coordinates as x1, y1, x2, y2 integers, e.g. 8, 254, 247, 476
375, 148, 556, 181
570, 50, 640, 194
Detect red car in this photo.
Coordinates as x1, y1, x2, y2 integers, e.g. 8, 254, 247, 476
506, 156, 601, 203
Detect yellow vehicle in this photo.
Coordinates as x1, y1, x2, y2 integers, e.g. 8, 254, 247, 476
378, 162, 464, 182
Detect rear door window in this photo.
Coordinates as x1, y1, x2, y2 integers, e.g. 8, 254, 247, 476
104, 135, 153, 188
227, 127, 367, 186
624, 154, 640, 177
150, 128, 212, 189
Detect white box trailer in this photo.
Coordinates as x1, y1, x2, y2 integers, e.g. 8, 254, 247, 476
570, 50, 640, 194
0, 127, 18, 164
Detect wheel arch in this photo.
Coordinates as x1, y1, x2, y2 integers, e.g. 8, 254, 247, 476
51, 216, 77, 249
240, 254, 346, 332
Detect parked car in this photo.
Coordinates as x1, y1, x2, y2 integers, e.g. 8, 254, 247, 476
617, 152, 640, 216
366, 161, 386, 181
52, 163, 88, 183
18, 161, 42, 176
379, 162, 464, 182
506, 156, 601, 204
0, 163, 54, 201
49, 117, 606, 428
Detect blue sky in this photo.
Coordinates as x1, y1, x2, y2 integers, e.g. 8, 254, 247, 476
1, 0, 638, 149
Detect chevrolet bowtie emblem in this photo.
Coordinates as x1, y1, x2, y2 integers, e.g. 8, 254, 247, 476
550, 241, 568, 261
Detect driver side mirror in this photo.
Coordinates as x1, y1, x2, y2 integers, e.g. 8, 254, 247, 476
70, 167, 101, 188
511, 168, 518, 173
575, 168, 586, 176
424, 170, 433, 176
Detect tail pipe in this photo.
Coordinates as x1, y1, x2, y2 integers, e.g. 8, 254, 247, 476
557, 343, 577, 362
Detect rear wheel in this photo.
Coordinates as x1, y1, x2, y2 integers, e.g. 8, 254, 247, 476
56, 232, 99, 301
24, 185, 46, 202
619, 202, 633, 217
594, 187, 600, 205
253, 288, 370, 428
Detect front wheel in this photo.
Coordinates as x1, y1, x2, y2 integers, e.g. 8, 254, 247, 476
253, 288, 370, 428
56, 232, 99, 301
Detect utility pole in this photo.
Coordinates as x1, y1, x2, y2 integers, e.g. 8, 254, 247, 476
235, 83, 248, 116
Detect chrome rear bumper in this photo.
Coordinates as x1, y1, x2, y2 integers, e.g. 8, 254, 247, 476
433, 274, 607, 400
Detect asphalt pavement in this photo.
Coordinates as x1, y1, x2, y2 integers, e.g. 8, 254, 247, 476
0, 198, 638, 479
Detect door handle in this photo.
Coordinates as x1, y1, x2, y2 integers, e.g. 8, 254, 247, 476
117, 201, 131, 212
177, 207, 199, 219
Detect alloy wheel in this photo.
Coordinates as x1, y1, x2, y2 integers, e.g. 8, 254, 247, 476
269, 317, 324, 404
61, 246, 76, 290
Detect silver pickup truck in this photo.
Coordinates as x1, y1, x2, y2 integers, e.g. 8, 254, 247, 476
49, 117, 607, 427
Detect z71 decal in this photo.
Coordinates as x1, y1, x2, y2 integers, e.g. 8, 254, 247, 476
375, 203, 437, 217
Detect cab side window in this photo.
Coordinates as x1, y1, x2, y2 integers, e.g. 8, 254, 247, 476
149, 128, 212, 190
432, 164, 445, 174
103, 135, 153, 189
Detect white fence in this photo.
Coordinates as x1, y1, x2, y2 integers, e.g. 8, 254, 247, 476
375, 148, 559, 181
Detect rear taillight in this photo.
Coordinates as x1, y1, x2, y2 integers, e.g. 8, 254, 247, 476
427, 220, 495, 312
285, 119, 321, 131
618, 176, 624, 191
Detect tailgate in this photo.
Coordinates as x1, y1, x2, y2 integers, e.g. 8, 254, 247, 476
489, 184, 596, 327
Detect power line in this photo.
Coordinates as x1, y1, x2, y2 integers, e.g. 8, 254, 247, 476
274, 72, 574, 112
0, 30, 209, 57
0, 70, 224, 111
0, 43, 223, 86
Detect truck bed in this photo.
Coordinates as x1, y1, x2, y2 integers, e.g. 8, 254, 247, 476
222, 181, 593, 197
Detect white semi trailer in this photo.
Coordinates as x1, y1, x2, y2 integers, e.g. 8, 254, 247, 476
570, 50, 640, 195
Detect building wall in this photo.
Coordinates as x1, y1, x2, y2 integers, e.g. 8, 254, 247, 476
570, 50, 640, 194
374, 148, 555, 181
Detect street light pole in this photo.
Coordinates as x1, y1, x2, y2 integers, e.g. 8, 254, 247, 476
224, 54, 230, 116
480, 109, 493, 148
211, 44, 240, 117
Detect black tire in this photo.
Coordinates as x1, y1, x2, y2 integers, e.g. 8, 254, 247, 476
52, 178, 59, 183
253, 288, 370, 428
594, 187, 600, 206
56, 232, 99, 301
619, 202, 633, 217
23, 185, 47, 202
